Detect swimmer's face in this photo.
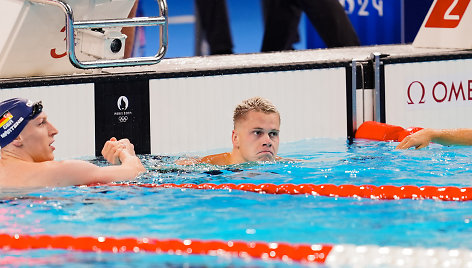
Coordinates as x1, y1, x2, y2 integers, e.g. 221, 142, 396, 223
232, 111, 280, 163
18, 112, 59, 162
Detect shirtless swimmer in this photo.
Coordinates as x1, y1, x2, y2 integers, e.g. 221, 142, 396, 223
0, 98, 145, 188
178, 96, 282, 165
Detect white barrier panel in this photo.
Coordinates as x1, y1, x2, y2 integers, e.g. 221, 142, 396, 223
149, 68, 347, 154
384, 59, 472, 129
0, 83, 95, 159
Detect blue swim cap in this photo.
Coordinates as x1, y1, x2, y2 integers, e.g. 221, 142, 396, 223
0, 98, 43, 148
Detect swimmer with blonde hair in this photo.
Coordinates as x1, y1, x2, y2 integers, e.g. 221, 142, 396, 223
0, 98, 145, 188
178, 96, 282, 165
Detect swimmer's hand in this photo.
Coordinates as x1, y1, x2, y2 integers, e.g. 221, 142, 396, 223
396, 129, 435, 149
102, 137, 122, 164
101, 138, 141, 164
102, 137, 145, 174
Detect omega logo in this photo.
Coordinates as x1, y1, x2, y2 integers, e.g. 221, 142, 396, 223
407, 80, 472, 104
407, 81, 426, 104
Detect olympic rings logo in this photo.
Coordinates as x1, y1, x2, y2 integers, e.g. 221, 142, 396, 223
118, 116, 128, 123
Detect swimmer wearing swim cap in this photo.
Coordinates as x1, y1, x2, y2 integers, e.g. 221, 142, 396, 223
0, 98, 43, 148
0, 98, 145, 188
178, 97, 284, 165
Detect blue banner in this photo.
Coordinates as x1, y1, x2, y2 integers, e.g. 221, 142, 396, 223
306, 0, 403, 48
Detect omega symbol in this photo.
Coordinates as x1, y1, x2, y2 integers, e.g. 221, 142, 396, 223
407, 81, 426, 104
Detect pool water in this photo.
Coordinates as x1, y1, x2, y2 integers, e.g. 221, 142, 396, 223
1, 138, 472, 267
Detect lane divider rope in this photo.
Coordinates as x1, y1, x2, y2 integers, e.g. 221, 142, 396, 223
2, 233, 471, 267
0, 233, 331, 264
99, 183, 472, 201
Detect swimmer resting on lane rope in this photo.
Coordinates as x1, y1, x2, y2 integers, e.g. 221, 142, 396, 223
0, 98, 145, 188
177, 97, 293, 166
355, 121, 472, 149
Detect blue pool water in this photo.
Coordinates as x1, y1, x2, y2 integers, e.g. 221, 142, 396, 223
1, 138, 472, 267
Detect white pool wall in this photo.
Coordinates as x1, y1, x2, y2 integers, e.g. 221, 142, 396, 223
149, 68, 347, 154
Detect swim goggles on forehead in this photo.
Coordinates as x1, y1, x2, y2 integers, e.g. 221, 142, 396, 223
30, 101, 43, 118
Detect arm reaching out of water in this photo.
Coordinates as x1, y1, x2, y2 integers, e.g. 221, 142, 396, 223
396, 128, 472, 149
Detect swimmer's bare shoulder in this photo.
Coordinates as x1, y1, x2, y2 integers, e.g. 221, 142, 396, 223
200, 152, 232, 165
176, 153, 300, 166
176, 152, 232, 166
275, 156, 301, 162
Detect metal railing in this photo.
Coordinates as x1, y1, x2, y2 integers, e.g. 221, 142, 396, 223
29, 0, 168, 69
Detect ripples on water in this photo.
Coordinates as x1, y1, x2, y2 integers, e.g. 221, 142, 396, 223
125, 138, 472, 186
2, 138, 472, 266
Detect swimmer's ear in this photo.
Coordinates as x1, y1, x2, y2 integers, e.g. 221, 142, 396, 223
11, 136, 23, 147
232, 130, 239, 148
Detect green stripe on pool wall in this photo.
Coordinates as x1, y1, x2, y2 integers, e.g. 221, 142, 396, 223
94, 79, 151, 156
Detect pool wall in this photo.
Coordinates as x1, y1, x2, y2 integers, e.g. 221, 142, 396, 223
1, 45, 472, 159
148, 68, 347, 154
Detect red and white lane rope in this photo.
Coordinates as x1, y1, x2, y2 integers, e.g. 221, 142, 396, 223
1, 234, 471, 267
0, 233, 330, 264
325, 244, 472, 267
101, 183, 472, 201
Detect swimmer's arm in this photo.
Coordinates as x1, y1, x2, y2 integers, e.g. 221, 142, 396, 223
432, 129, 472, 146
45, 137, 145, 186
46, 156, 145, 187
396, 128, 472, 149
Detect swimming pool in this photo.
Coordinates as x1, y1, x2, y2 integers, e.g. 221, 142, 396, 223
1, 138, 472, 267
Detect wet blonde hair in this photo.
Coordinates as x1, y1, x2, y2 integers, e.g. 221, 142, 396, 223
233, 97, 280, 128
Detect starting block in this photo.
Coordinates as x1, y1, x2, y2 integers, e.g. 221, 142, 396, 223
414, 0, 472, 49
0, 0, 168, 78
